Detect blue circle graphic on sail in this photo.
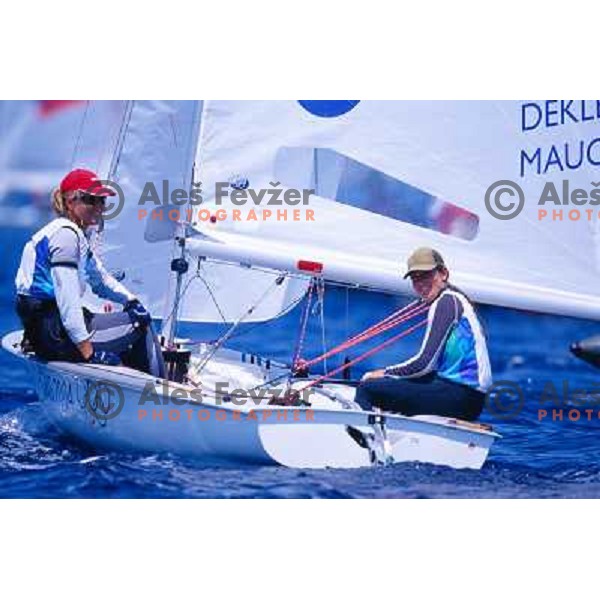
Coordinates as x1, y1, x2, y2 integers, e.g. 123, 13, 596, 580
298, 101, 360, 118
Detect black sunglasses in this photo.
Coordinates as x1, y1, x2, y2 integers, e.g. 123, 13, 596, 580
78, 193, 107, 207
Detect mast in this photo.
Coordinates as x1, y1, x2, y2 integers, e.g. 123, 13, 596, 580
160, 102, 204, 346
164, 180, 191, 348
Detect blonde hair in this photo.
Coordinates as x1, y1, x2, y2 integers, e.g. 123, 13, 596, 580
51, 188, 66, 216
52, 188, 77, 217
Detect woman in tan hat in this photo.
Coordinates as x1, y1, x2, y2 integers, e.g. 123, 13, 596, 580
14, 168, 163, 376
356, 247, 492, 421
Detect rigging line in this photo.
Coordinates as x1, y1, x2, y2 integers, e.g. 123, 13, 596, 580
250, 372, 291, 392
292, 277, 315, 367
209, 285, 309, 343
70, 100, 90, 169
194, 273, 289, 374
106, 100, 135, 184
181, 282, 311, 347
192, 256, 311, 283
340, 299, 423, 343
196, 264, 228, 323
91, 102, 135, 257
340, 300, 425, 344
178, 257, 424, 353
215, 260, 421, 298
187, 255, 415, 297
94, 102, 119, 174
302, 300, 425, 368
345, 287, 350, 342
317, 277, 328, 373
168, 112, 185, 188
161, 273, 200, 327
318, 303, 428, 363
296, 318, 428, 393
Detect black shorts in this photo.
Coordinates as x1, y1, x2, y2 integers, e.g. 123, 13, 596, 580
15, 295, 159, 375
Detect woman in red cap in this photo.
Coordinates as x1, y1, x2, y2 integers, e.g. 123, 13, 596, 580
14, 169, 164, 375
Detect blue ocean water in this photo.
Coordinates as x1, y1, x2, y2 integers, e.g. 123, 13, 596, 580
2, 224, 600, 498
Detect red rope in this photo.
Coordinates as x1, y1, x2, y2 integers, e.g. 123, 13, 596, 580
319, 302, 428, 360
296, 317, 428, 392
302, 300, 428, 368
330, 300, 419, 349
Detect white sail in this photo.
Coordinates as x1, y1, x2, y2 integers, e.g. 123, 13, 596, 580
190, 100, 600, 320
0, 101, 129, 227
82, 100, 199, 318
1, 100, 505, 470
83, 100, 308, 325
0, 100, 128, 194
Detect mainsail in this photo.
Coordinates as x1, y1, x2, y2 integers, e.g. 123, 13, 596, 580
188, 100, 600, 320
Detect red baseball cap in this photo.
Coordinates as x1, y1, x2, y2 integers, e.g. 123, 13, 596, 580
60, 168, 116, 197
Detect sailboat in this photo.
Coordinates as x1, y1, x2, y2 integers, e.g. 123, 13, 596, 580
4, 100, 599, 469
0, 100, 127, 228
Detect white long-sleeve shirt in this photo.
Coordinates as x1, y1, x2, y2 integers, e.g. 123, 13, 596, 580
16, 217, 135, 343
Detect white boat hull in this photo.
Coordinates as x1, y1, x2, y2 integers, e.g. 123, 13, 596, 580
2, 330, 498, 469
